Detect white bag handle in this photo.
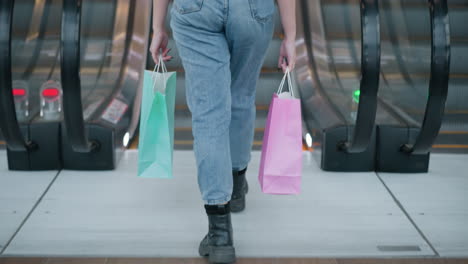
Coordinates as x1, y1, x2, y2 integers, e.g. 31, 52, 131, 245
276, 67, 295, 98
152, 54, 168, 92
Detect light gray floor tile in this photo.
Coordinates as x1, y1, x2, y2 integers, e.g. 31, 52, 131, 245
379, 153, 468, 257
4, 151, 432, 257
0, 151, 58, 253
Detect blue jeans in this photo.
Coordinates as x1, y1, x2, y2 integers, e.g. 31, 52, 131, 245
170, 0, 275, 205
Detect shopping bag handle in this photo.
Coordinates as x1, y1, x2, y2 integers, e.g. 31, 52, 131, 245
151, 54, 168, 93
276, 67, 295, 98
154, 53, 168, 74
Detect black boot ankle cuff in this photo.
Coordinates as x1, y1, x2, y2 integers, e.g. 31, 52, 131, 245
239, 167, 247, 175
204, 202, 231, 215
233, 166, 247, 176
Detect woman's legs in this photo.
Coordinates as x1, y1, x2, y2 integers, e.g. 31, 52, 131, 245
170, 1, 233, 205
170, 0, 275, 261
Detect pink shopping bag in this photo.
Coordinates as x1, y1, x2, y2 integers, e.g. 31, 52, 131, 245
258, 69, 303, 194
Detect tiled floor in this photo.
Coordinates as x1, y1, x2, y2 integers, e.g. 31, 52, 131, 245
0, 150, 467, 259
379, 154, 468, 257
0, 151, 58, 254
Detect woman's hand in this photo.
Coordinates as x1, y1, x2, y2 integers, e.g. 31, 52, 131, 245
278, 38, 296, 73
149, 30, 172, 64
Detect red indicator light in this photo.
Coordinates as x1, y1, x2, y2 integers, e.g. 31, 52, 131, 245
42, 88, 60, 98
13, 88, 26, 96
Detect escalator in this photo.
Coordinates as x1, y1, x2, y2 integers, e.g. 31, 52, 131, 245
0, 0, 150, 170
296, 0, 468, 172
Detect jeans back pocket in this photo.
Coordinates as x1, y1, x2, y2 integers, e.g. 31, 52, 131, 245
174, 0, 204, 14
248, 0, 275, 22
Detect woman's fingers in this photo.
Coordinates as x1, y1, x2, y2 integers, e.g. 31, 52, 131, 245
289, 60, 295, 71
162, 48, 173, 61
279, 57, 287, 73
149, 42, 159, 64
162, 48, 171, 57
278, 54, 284, 69
151, 49, 158, 65
280, 54, 289, 73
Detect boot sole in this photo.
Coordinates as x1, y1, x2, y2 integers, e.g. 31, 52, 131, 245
199, 245, 236, 264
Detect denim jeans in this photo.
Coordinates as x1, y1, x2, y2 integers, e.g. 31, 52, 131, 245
170, 0, 275, 205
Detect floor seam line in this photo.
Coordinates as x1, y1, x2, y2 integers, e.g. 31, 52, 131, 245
375, 172, 440, 257
0, 169, 62, 255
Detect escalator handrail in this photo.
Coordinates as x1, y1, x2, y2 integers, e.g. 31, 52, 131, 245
0, 0, 37, 152
61, 0, 98, 153
401, 0, 450, 155
339, 0, 381, 153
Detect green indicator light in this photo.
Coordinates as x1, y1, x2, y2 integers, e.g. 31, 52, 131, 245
353, 90, 360, 103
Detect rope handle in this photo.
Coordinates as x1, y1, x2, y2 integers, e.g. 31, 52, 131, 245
276, 67, 295, 98
151, 53, 168, 92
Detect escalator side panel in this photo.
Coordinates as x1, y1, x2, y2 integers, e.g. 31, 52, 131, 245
7, 122, 62, 170
61, 93, 133, 170
61, 124, 115, 170
6, 125, 29, 170
376, 125, 429, 173
29, 122, 61, 170
321, 126, 376, 172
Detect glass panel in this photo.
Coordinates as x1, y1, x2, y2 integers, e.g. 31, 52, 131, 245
379, 0, 431, 126
11, 0, 63, 122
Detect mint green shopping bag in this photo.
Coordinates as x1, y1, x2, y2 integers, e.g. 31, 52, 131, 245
137, 57, 176, 178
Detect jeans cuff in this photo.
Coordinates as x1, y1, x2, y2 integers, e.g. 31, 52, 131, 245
232, 163, 248, 172
204, 195, 231, 205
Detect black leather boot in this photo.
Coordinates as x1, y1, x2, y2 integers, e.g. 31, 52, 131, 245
231, 167, 248, 212
199, 202, 236, 264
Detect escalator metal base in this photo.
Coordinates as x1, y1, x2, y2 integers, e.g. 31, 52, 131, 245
60, 124, 118, 170
7, 122, 61, 171
376, 126, 429, 173
321, 126, 376, 172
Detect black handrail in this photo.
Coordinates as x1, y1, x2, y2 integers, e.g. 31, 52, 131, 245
0, 0, 37, 152
401, 0, 450, 154
61, 0, 98, 153
339, 0, 380, 153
